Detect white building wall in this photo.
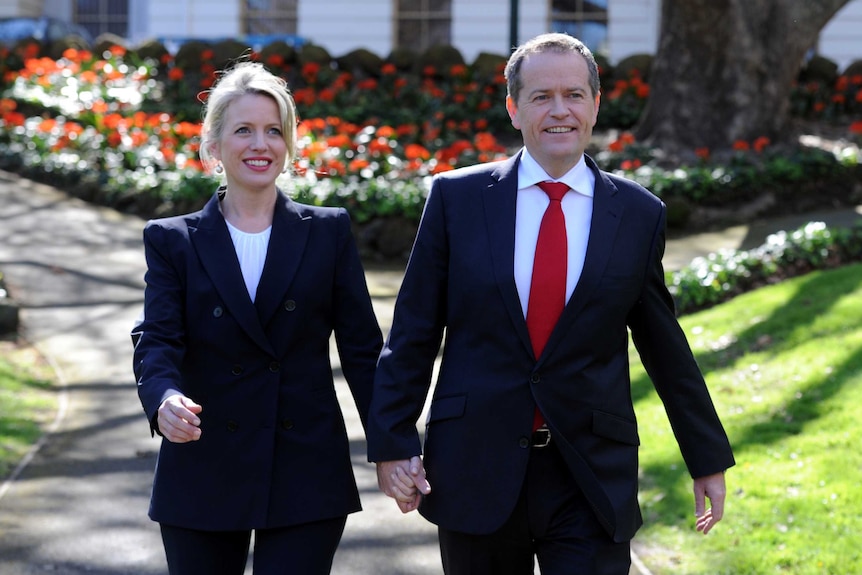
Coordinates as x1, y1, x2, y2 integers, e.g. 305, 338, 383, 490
819, 0, 862, 71
1, 0, 45, 18
519, 0, 552, 51
607, 0, 660, 62
144, 0, 240, 43
298, 1, 391, 57
451, 0, 513, 61
9, 0, 862, 69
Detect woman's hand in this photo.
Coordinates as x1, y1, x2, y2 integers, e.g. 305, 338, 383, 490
157, 394, 203, 443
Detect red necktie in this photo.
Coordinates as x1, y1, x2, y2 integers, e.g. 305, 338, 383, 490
527, 181, 569, 430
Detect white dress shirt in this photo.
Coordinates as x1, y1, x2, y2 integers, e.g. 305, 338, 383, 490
514, 149, 595, 317
225, 220, 271, 303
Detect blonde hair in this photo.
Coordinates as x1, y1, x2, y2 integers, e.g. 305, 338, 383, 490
199, 61, 297, 172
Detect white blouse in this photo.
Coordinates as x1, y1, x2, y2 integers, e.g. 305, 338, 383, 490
225, 220, 272, 302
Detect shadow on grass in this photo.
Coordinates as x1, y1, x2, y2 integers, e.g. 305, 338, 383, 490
631, 264, 862, 568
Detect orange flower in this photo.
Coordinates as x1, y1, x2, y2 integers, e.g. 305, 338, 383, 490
130, 131, 150, 147
450, 64, 468, 77
161, 146, 176, 164
850, 121, 862, 134
695, 147, 710, 160
732, 140, 750, 151
835, 76, 849, 92
201, 49, 214, 61
3, 111, 25, 126
376, 125, 396, 139
368, 138, 393, 155
474, 132, 500, 153
107, 131, 123, 147
608, 139, 625, 153
432, 162, 455, 174
302, 62, 320, 79
109, 45, 126, 57
325, 134, 351, 149
326, 158, 346, 176
267, 54, 285, 67
753, 136, 770, 152
348, 158, 369, 172
404, 143, 431, 161
423, 65, 436, 76
381, 63, 397, 75
357, 78, 378, 90
318, 88, 336, 103
168, 67, 184, 81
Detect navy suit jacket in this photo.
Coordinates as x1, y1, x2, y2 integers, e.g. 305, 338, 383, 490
367, 152, 735, 542
132, 189, 382, 531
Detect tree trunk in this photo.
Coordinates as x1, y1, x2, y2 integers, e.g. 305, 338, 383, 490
634, 0, 851, 157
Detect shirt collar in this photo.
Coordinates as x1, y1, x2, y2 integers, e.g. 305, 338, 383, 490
517, 148, 595, 198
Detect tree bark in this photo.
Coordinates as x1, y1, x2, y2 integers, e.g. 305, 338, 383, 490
634, 0, 851, 157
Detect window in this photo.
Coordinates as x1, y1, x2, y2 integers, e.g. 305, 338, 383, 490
550, 0, 608, 55
395, 0, 452, 51
75, 0, 129, 38
245, 0, 298, 36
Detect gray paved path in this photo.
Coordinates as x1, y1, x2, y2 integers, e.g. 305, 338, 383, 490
0, 169, 859, 574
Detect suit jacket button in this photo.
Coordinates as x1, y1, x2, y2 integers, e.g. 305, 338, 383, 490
281, 419, 294, 430
231, 364, 243, 376
518, 437, 530, 449
269, 361, 280, 373
284, 299, 296, 311
213, 306, 224, 318
226, 420, 239, 432
530, 373, 541, 384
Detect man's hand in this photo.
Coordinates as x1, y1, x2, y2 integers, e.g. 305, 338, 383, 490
693, 471, 727, 534
157, 394, 202, 443
376, 457, 431, 513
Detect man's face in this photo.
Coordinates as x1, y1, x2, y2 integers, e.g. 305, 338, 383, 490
506, 51, 600, 179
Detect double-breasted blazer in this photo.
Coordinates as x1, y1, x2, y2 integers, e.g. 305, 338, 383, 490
367, 152, 735, 542
132, 189, 382, 531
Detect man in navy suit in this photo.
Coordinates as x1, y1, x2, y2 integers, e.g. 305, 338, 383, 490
367, 33, 735, 575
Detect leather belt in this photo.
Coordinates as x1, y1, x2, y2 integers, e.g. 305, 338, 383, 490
530, 425, 552, 448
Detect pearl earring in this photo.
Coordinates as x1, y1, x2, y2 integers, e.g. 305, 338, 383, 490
214, 163, 224, 175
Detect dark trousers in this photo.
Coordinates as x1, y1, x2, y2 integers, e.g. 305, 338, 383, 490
160, 516, 347, 575
438, 442, 630, 575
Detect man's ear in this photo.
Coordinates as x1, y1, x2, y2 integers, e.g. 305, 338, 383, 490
592, 92, 601, 126
506, 96, 520, 130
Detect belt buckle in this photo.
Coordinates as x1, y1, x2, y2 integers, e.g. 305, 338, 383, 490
531, 426, 551, 448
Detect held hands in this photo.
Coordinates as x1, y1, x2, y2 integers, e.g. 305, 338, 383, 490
693, 471, 727, 534
157, 394, 203, 443
376, 456, 432, 514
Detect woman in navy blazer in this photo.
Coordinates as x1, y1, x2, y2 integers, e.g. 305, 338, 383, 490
131, 62, 382, 574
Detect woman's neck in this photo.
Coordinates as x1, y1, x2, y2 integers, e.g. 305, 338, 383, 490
220, 187, 277, 233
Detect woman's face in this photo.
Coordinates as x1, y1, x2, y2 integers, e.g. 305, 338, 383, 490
211, 93, 287, 194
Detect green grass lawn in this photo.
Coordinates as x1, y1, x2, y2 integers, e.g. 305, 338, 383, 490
0, 342, 57, 481
634, 262, 862, 574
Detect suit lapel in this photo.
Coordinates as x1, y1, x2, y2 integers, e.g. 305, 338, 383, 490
544, 156, 624, 356
253, 191, 310, 329
484, 153, 536, 358
190, 192, 274, 354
